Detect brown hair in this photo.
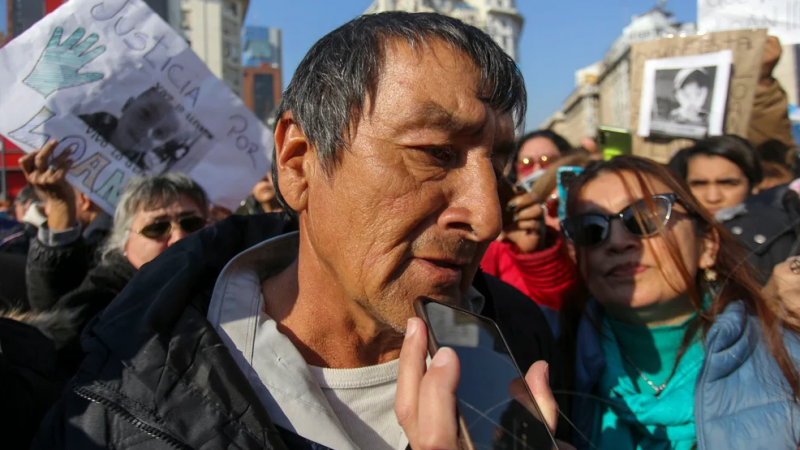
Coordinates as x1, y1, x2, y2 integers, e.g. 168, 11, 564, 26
560, 155, 800, 402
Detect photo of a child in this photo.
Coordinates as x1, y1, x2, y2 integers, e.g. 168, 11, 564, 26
638, 51, 731, 140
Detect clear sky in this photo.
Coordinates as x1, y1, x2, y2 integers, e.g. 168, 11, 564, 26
245, 0, 698, 131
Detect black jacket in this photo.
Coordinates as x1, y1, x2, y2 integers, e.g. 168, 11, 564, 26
0, 222, 36, 256
26, 213, 113, 311
0, 309, 78, 450
719, 200, 799, 283
33, 214, 560, 449
54, 251, 137, 375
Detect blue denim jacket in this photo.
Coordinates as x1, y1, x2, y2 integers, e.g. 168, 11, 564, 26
545, 301, 800, 450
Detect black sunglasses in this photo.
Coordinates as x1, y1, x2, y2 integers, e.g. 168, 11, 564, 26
135, 216, 206, 240
560, 194, 682, 248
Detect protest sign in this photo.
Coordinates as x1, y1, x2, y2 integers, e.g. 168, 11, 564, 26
630, 29, 767, 163
698, 0, 800, 45
638, 51, 733, 139
0, 0, 271, 214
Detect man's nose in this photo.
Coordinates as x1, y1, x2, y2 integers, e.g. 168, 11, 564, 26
439, 158, 502, 242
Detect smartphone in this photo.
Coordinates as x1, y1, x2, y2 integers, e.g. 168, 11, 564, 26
414, 298, 558, 450
556, 167, 584, 220
598, 126, 631, 161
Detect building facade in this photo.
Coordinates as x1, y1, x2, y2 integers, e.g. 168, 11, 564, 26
242, 26, 282, 127
542, 2, 695, 142
179, 0, 249, 97
365, 0, 524, 61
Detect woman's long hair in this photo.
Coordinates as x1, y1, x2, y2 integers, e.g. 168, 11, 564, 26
559, 155, 800, 402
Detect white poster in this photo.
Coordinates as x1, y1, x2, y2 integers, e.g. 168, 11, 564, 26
0, 0, 271, 214
698, 0, 800, 45
638, 51, 733, 139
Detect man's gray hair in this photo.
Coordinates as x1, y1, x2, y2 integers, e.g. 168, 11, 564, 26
102, 173, 209, 259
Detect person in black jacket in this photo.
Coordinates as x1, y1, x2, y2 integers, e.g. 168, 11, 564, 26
34, 12, 565, 450
53, 173, 212, 375
669, 135, 799, 282
0, 186, 41, 256
19, 140, 111, 311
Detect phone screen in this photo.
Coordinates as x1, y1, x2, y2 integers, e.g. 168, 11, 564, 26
417, 299, 557, 450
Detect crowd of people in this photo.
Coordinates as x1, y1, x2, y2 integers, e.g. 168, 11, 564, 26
0, 10, 799, 450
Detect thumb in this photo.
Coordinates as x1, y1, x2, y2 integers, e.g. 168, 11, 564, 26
524, 361, 558, 433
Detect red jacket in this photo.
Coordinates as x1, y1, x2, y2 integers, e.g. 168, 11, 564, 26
481, 229, 579, 310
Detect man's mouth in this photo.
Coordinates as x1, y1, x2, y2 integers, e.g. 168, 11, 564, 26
415, 257, 467, 285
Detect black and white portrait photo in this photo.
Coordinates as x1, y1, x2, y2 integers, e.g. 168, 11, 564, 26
77, 86, 205, 174
638, 51, 732, 140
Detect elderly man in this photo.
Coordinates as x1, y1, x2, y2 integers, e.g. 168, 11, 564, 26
34, 12, 562, 450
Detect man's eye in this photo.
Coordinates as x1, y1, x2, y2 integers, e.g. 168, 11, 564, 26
421, 146, 457, 165
688, 181, 707, 187
720, 180, 742, 186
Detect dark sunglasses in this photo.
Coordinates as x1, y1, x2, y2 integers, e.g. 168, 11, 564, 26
135, 216, 206, 240
560, 194, 682, 248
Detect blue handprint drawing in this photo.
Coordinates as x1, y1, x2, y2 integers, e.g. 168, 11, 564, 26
23, 27, 107, 98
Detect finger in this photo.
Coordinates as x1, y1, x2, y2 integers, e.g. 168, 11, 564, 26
417, 348, 460, 450
63, 28, 86, 49
395, 318, 428, 444
514, 203, 545, 222
35, 140, 58, 172
524, 361, 558, 434
507, 192, 539, 211
47, 27, 64, 48
73, 33, 99, 55
80, 46, 106, 65
515, 219, 542, 233
19, 152, 37, 176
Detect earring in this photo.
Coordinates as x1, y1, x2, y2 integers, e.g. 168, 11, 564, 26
703, 268, 718, 283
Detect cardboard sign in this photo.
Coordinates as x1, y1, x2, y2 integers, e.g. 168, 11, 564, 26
699, 0, 800, 46
630, 29, 767, 163
0, 0, 271, 213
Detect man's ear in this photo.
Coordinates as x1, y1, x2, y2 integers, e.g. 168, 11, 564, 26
698, 227, 720, 270
274, 112, 314, 214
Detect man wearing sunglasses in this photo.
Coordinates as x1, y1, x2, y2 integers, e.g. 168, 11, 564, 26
35, 12, 566, 450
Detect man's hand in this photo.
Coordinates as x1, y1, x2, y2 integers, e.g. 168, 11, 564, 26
500, 192, 545, 254
23, 27, 106, 97
396, 318, 567, 450
764, 256, 800, 322
19, 140, 77, 231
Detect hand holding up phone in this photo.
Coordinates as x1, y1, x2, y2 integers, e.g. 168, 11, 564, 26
395, 318, 564, 450
501, 191, 546, 253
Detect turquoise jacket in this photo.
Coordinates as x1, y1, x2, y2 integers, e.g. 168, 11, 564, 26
546, 301, 800, 450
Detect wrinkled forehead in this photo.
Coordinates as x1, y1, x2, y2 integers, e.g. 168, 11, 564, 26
576, 170, 671, 214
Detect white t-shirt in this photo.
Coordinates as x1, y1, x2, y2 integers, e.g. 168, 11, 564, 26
310, 361, 405, 450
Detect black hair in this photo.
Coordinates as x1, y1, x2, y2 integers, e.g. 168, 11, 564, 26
271, 11, 526, 215
14, 186, 38, 206
508, 129, 572, 182
757, 139, 792, 167
677, 70, 711, 90
668, 135, 763, 188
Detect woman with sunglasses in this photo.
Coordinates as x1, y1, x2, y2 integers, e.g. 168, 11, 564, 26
556, 156, 800, 450
52, 173, 209, 373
